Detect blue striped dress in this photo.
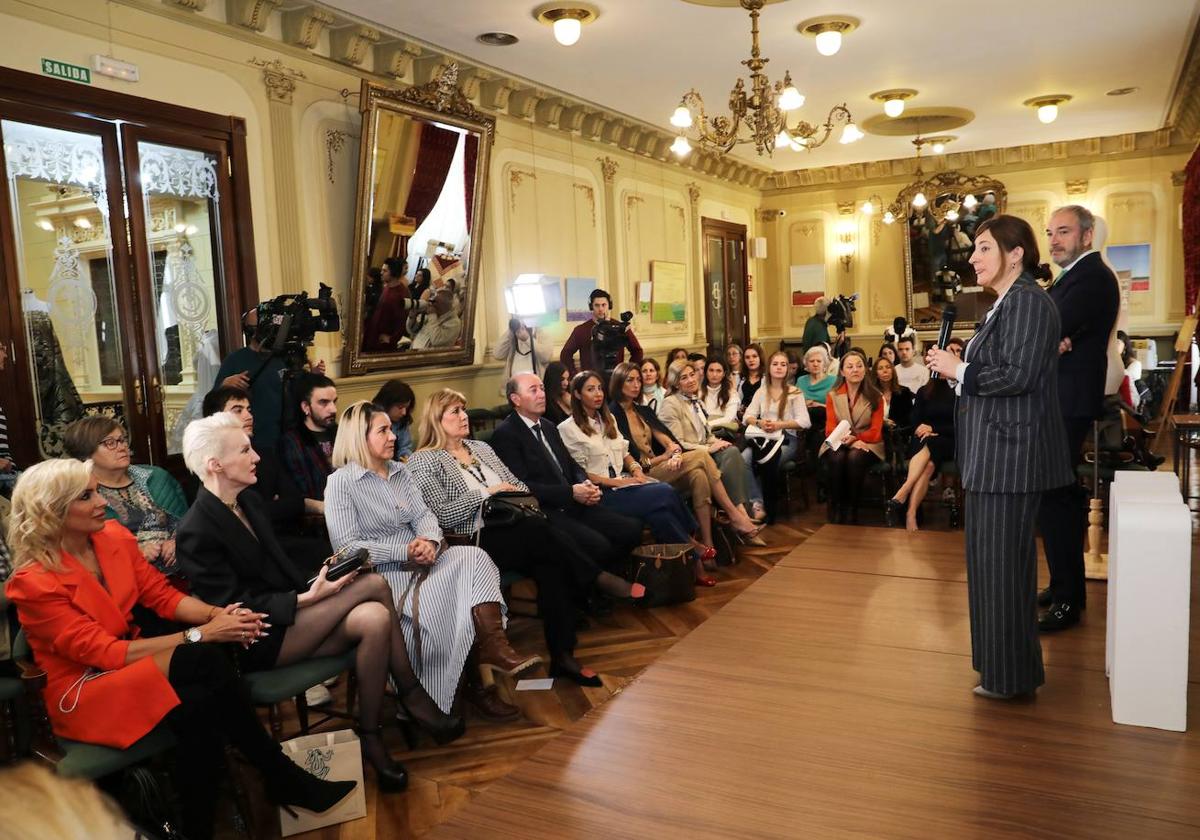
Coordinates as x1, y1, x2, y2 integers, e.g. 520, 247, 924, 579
324, 460, 505, 713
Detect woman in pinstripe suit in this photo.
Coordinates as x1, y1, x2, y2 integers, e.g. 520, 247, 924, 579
926, 215, 1072, 700
324, 402, 540, 721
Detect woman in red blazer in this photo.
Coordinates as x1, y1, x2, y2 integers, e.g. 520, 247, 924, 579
5, 459, 355, 840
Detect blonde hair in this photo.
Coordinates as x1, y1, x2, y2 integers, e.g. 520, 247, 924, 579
332, 400, 390, 468
0, 762, 132, 840
182, 412, 243, 481
415, 388, 468, 452
663, 359, 693, 394
7, 459, 92, 573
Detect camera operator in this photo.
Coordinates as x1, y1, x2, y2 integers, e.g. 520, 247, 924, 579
213, 308, 325, 452
559, 288, 643, 376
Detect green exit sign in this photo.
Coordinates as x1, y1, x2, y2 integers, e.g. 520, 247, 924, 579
41, 58, 91, 84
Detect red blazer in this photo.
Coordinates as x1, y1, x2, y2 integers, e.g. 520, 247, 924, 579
5, 521, 186, 748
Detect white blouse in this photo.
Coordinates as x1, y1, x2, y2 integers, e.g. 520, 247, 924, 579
458, 456, 502, 532
745, 386, 812, 431
701, 386, 740, 429
558, 415, 630, 478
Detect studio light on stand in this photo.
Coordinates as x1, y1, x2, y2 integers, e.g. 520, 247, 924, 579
504, 273, 549, 362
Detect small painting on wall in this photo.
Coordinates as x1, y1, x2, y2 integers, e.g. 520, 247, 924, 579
1106, 244, 1151, 292
790, 264, 825, 306
566, 277, 597, 321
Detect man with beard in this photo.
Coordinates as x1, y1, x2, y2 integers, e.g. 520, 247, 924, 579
278, 373, 339, 509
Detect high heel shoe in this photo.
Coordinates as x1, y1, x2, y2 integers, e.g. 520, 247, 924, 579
694, 575, 718, 587
266, 754, 361, 814
396, 679, 465, 745
695, 546, 717, 565
884, 498, 904, 528
549, 662, 603, 687
735, 530, 767, 547
357, 727, 409, 792
471, 603, 542, 680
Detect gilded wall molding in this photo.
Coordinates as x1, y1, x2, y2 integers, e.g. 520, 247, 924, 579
670, 203, 687, 239
324, 128, 355, 183
248, 56, 305, 104
163, 0, 208, 10
624, 194, 646, 231
329, 25, 381, 67
597, 156, 618, 184
227, 0, 279, 32
687, 182, 700, 206
509, 168, 537, 213
1065, 179, 1089, 195
282, 6, 335, 50
573, 182, 596, 228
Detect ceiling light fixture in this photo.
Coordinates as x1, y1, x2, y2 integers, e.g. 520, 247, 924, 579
1024, 94, 1072, 124
870, 89, 917, 119
670, 1, 858, 158
1105, 87, 1138, 97
476, 32, 520, 46
533, 3, 600, 47
925, 135, 956, 155
36, 218, 54, 231
798, 15, 860, 57
862, 136, 1001, 227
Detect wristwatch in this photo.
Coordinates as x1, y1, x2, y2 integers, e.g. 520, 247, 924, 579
184, 627, 203, 644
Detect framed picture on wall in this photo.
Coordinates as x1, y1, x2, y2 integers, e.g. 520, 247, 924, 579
790, 264, 825, 306
566, 276, 596, 321
1106, 243, 1151, 292
650, 260, 687, 322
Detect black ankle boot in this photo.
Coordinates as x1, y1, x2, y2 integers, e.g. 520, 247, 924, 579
265, 755, 359, 816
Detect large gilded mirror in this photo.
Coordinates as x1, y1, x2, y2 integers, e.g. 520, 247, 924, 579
342, 69, 494, 374
902, 172, 1007, 333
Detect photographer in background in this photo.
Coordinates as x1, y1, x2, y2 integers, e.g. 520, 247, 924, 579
494, 317, 551, 385
214, 306, 327, 452
559, 288, 644, 376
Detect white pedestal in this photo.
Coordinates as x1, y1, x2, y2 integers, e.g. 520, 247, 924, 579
1107, 472, 1191, 731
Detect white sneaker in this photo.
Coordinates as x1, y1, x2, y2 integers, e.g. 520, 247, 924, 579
305, 684, 333, 706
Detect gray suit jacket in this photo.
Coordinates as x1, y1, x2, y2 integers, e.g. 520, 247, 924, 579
957, 274, 1073, 494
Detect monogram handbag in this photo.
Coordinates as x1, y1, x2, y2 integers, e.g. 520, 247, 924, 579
630, 544, 696, 607
482, 490, 545, 528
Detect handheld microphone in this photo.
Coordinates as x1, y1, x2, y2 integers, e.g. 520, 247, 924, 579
930, 303, 957, 380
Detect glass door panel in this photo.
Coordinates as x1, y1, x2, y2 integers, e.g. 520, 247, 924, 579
706, 235, 727, 352
726, 237, 744, 349
129, 138, 227, 456
1, 119, 130, 457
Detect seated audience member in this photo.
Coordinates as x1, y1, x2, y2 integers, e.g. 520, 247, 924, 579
409, 266, 433, 303
739, 343, 766, 414
819, 350, 885, 524
202, 386, 330, 576
873, 355, 913, 429
178, 412, 453, 791
887, 373, 958, 531
894, 336, 929, 394
611, 362, 762, 558
0, 763, 139, 840
558, 370, 713, 585
743, 351, 812, 523
279, 373, 338, 509
877, 343, 899, 367
700, 356, 741, 435
666, 347, 690, 368
63, 418, 186, 578
409, 288, 461, 350
323, 402, 539, 722
409, 389, 641, 687
785, 350, 802, 386
656, 360, 765, 536
686, 352, 707, 378
489, 373, 643, 585
725, 343, 745, 393
640, 358, 667, 410
6, 459, 353, 839
373, 378, 417, 460
798, 346, 837, 486
542, 361, 573, 425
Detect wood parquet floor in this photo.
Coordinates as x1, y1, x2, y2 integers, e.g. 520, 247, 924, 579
225, 503, 826, 839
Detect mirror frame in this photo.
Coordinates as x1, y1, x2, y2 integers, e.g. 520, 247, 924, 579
342, 69, 495, 374
901, 170, 1007, 336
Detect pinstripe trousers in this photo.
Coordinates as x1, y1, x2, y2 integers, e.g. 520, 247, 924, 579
964, 490, 1045, 695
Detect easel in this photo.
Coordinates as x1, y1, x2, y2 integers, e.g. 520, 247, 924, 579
1152, 314, 1199, 455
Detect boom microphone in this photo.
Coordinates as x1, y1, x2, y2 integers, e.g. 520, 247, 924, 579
930, 303, 957, 380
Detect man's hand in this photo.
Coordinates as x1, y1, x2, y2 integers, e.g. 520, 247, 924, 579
1058, 337, 1073, 355
572, 482, 601, 505
221, 372, 250, 390
406, 537, 438, 566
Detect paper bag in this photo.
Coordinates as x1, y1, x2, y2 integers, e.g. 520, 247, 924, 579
278, 729, 367, 836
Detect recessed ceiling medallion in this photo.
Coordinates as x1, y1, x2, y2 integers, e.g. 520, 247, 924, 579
862, 107, 974, 137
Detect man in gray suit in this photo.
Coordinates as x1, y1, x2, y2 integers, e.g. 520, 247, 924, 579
928, 215, 1072, 699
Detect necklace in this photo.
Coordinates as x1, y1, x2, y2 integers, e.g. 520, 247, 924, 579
224, 499, 242, 515
455, 451, 487, 484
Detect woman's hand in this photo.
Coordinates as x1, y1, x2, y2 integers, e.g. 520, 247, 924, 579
160, 539, 177, 565
844, 434, 858, 444
915, 423, 936, 439
200, 603, 269, 647
406, 538, 438, 566
850, 440, 872, 452
709, 439, 731, 453
486, 482, 521, 495
300, 564, 358, 607
925, 346, 959, 378
141, 541, 162, 561
805, 400, 820, 409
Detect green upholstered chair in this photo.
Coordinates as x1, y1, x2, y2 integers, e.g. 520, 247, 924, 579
0, 676, 24, 762
243, 649, 358, 741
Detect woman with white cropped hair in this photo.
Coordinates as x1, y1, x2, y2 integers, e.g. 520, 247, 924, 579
323, 401, 538, 723
177, 411, 458, 794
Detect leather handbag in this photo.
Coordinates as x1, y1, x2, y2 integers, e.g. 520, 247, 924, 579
307, 546, 371, 587
630, 544, 696, 607
482, 490, 545, 528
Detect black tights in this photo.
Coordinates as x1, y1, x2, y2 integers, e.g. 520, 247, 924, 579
822, 448, 879, 513
163, 643, 287, 840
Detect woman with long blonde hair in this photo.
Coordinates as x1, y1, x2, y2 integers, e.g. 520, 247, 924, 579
6, 458, 353, 840
323, 401, 538, 725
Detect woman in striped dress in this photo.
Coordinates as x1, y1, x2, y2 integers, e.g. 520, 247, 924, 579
324, 402, 539, 718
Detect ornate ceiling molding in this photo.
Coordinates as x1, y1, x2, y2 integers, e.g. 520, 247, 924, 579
248, 56, 305, 104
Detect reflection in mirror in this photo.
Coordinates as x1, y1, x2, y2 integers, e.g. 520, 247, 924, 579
344, 71, 493, 374
904, 174, 1006, 332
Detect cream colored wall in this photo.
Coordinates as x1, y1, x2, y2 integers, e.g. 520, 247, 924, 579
758, 152, 1190, 348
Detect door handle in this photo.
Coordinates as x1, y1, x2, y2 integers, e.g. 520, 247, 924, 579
151, 374, 165, 411
132, 378, 145, 409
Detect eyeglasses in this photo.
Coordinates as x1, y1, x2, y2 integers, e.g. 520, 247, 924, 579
98, 435, 129, 451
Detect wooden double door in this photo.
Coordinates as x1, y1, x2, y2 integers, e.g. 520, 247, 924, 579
0, 68, 258, 470
701, 218, 749, 355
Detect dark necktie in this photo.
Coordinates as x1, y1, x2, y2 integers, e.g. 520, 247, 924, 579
533, 423, 567, 481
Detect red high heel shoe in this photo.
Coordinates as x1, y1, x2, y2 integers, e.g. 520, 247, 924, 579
694, 575, 718, 587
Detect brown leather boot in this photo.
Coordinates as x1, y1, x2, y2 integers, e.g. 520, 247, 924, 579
470, 602, 541, 677
465, 678, 521, 722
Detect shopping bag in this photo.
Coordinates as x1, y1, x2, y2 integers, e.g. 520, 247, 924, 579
630, 544, 696, 607
278, 729, 367, 836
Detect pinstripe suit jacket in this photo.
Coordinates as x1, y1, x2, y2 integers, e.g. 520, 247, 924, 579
957, 274, 1073, 493
407, 441, 529, 535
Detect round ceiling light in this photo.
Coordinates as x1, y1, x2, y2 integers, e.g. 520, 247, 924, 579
1024, 94, 1072, 124
870, 89, 918, 118
797, 16, 860, 57
476, 32, 519, 46
533, 3, 600, 47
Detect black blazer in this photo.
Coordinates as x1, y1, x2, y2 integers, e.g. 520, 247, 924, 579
489, 412, 585, 510
1048, 251, 1120, 420
887, 387, 913, 428
608, 400, 682, 462
177, 486, 307, 628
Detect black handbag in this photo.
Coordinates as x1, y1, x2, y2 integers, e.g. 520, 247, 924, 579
307, 546, 371, 586
482, 491, 545, 528
630, 544, 696, 607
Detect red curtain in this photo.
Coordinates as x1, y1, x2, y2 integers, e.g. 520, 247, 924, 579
1184, 143, 1200, 315
464, 133, 479, 232
404, 123, 459, 228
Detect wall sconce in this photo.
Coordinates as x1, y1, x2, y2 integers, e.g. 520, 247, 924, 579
835, 218, 856, 273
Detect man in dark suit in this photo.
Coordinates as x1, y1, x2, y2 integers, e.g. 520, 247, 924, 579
489, 373, 643, 583
1037, 206, 1120, 632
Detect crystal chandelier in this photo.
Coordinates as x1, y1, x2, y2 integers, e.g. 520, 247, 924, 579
859, 136, 1003, 226
668, 0, 862, 158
